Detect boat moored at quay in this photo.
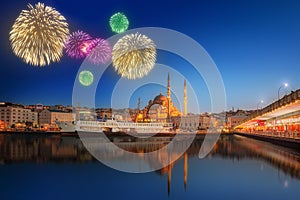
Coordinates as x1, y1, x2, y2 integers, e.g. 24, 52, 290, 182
75, 120, 174, 134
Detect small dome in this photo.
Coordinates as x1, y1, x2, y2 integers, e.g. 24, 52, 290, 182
153, 93, 168, 105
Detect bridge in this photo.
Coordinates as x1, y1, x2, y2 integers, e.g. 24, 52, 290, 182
234, 89, 300, 143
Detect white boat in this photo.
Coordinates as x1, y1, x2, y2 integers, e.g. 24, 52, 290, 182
76, 120, 174, 134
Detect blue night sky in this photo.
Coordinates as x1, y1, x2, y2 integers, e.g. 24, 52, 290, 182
1, 0, 300, 113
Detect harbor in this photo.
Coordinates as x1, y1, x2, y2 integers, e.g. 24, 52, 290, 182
0, 133, 299, 199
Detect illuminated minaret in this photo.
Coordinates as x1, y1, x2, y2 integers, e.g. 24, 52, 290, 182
184, 80, 187, 116
137, 97, 141, 111
167, 73, 171, 100
184, 153, 188, 190
167, 73, 171, 120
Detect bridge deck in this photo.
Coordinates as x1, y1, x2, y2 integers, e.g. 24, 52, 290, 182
235, 89, 300, 142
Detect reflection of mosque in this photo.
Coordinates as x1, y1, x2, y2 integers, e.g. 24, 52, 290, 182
158, 153, 189, 196
1, 134, 300, 195
135, 73, 187, 123
156, 135, 300, 196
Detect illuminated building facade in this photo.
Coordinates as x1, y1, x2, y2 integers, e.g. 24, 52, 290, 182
136, 73, 184, 123
0, 102, 38, 127
39, 109, 75, 125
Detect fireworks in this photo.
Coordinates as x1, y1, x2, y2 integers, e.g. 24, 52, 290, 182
109, 12, 129, 33
86, 38, 112, 65
79, 70, 94, 86
112, 32, 156, 79
9, 2, 69, 66
65, 31, 92, 59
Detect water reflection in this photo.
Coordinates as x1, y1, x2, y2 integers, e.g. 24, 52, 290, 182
0, 134, 299, 191
211, 135, 300, 179
0, 134, 94, 163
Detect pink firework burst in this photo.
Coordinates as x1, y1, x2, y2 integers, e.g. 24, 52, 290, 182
65, 31, 92, 59
86, 38, 112, 64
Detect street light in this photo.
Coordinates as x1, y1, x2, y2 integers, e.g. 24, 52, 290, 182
277, 83, 288, 100
257, 100, 264, 115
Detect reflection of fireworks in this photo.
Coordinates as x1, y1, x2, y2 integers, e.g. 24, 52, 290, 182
65, 31, 92, 59
9, 2, 69, 66
86, 38, 112, 64
79, 70, 94, 86
112, 33, 156, 79
109, 12, 129, 33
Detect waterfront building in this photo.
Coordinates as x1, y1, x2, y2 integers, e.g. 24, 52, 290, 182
210, 113, 226, 132
199, 113, 211, 130
227, 114, 248, 129
95, 108, 112, 120
171, 113, 220, 132
224, 109, 254, 131
178, 114, 200, 131
0, 102, 38, 127
39, 109, 75, 125
174, 113, 224, 132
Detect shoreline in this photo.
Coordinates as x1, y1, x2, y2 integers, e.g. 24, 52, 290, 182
234, 132, 300, 150
0, 130, 232, 136
0, 131, 61, 135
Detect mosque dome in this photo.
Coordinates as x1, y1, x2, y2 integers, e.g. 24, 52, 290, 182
153, 93, 168, 105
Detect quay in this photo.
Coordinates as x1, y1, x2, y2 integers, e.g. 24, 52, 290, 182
0, 130, 61, 135
234, 131, 300, 149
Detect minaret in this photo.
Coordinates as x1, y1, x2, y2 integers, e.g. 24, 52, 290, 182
137, 98, 140, 111
184, 80, 187, 116
167, 73, 171, 120
167, 73, 171, 100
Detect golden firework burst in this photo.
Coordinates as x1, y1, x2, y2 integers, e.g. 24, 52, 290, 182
112, 32, 156, 79
9, 2, 69, 66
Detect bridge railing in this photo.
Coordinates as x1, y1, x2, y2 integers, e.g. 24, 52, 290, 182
236, 89, 300, 127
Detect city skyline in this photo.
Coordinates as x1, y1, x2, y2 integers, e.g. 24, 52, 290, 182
1, 0, 300, 112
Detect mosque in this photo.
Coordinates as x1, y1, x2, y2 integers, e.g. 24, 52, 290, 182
135, 73, 187, 123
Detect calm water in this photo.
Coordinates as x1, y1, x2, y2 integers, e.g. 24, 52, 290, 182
0, 133, 299, 200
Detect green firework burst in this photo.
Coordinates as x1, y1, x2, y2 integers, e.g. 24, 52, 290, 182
109, 12, 129, 33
